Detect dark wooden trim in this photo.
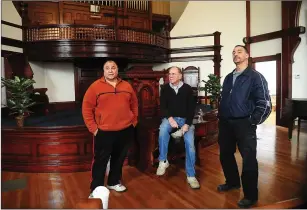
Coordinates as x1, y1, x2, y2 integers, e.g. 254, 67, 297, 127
170, 33, 214, 40
251, 54, 282, 126
74, 68, 79, 105
251, 54, 280, 63
1, 50, 22, 57
246, 1, 251, 53
48, 101, 78, 113
25, 40, 169, 62
213, 31, 221, 77
103, 13, 128, 19
243, 26, 305, 44
1, 20, 23, 29
170, 45, 221, 54
12, 1, 22, 18
170, 55, 214, 62
1, 37, 24, 48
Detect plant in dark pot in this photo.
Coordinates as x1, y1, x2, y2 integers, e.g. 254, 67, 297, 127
198, 74, 222, 109
1, 76, 36, 128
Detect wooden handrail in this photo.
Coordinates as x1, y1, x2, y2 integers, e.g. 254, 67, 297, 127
170, 33, 214, 40
118, 26, 165, 38
26, 24, 114, 29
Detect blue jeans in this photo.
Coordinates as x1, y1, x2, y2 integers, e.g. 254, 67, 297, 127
158, 117, 196, 177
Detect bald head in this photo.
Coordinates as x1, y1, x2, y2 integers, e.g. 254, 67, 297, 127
168, 66, 182, 85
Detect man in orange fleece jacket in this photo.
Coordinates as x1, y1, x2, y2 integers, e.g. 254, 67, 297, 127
82, 60, 138, 196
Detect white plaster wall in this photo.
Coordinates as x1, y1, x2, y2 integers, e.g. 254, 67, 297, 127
29, 62, 75, 103
250, 1, 282, 57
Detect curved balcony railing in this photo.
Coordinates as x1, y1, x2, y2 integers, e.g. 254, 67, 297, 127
25, 24, 169, 48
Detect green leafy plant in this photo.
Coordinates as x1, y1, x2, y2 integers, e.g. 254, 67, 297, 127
1, 76, 36, 117
198, 74, 222, 104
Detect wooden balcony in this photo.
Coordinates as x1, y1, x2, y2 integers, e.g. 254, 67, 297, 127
24, 24, 170, 62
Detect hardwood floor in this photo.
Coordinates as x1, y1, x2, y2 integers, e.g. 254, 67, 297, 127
2, 124, 307, 209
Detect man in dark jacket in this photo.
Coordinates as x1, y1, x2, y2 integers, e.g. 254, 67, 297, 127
217, 45, 271, 208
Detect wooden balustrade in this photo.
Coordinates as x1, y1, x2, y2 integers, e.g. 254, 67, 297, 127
25, 24, 168, 48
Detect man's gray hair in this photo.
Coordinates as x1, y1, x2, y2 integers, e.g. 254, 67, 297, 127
167, 66, 182, 74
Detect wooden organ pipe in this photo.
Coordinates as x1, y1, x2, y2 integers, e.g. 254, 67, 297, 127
73, 0, 148, 10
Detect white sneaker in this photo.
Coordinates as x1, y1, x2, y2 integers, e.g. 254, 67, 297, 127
107, 184, 127, 192
187, 177, 200, 189
88, 192, 94, 198
156, 160, 169, 176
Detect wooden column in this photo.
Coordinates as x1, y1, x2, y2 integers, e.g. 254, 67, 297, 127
281, 1, 302, 101
213, 31, 221, 77
245, 1, 251, 53
280, 1, 303, 126
148, 1, 152, 30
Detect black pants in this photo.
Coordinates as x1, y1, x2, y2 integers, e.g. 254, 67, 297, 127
218, 118, 258, 200
90, 125, 134, 192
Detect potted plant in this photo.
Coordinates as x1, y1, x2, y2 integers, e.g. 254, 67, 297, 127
198, 74, 222, 109
1, 76, 36, 128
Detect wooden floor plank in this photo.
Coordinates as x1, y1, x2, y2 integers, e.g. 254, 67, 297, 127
1, 124, 307, 209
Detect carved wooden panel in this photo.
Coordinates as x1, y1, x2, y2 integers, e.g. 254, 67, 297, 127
74, 65, 165, 119
27, 2, 59, 24
1, 126, 93, 172
127, 16, 149, 29
37, 143, 79, 156
2, 143, 31, 156
124, 66, 166, 119
152, 1, 170, 15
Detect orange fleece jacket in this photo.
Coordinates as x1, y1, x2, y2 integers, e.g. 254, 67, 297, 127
82, 77, 138, 134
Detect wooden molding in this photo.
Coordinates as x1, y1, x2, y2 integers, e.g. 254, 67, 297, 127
245, 1, 251, 53
1, 37, 24, 48
243, 26, 305, 44
252, 54, 281, 63
25, 40, 169, 62
1, 50, 22, 58
170, 45, 221, 54
170, 33, 214, 40
251, 54, 282, 126
170, 55, 214, 62
1, 20, 23, 29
